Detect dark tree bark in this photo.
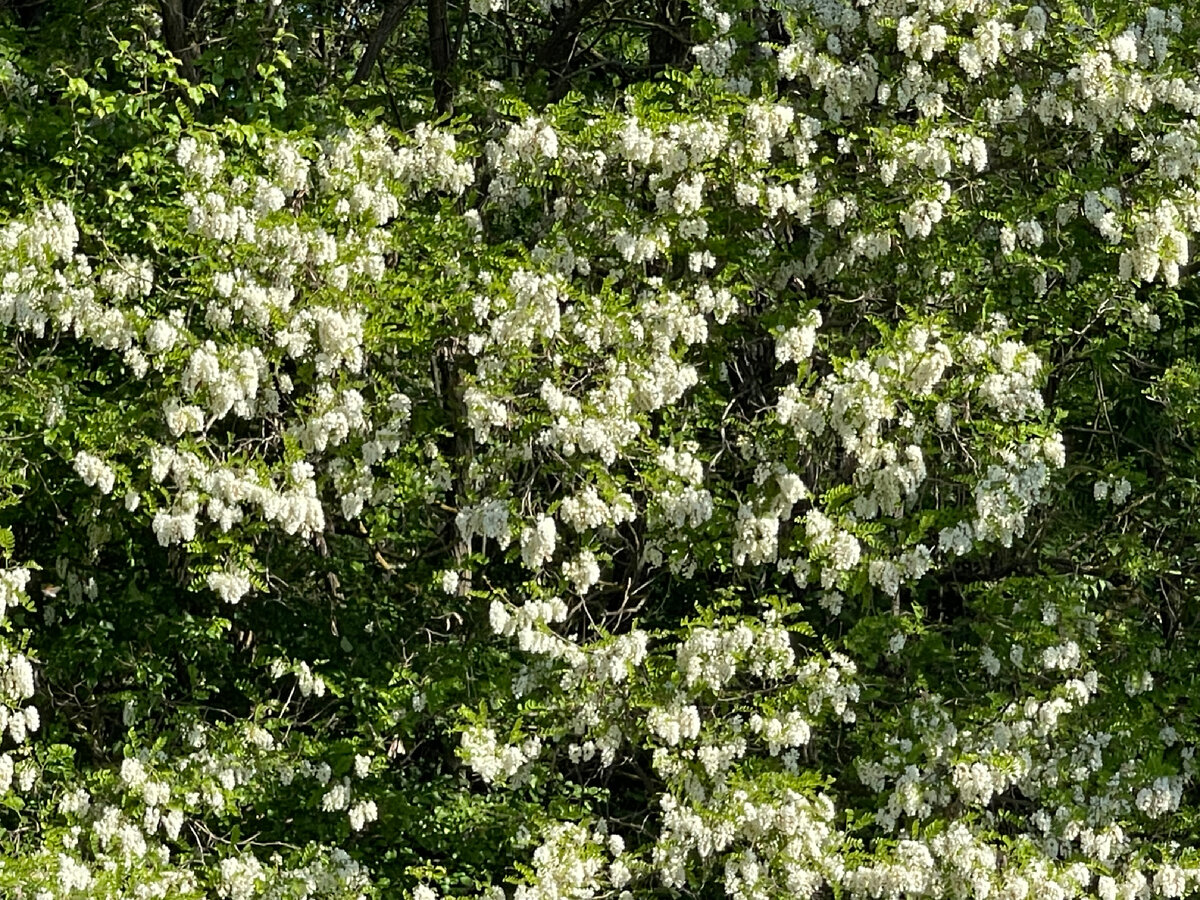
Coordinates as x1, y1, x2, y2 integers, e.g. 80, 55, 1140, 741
352, 0, 416, 84
647, 0, 692, 69
427, 0, 453, 113
535, 0, 589, 79
5, 0, 49, 27
161, 0, 198, 83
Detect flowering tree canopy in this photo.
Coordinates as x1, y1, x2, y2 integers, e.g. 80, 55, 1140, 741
2, 0, 1200, 897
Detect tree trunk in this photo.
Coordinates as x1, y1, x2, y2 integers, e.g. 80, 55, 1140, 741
353, 0, 416, 84
6, 0, 48, 27
161, 0, 198, 83
648, 0, 692, 69
427, 0, 453, 114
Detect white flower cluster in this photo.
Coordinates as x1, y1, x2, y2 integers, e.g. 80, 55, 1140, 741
520, 514, 558, 570
318, 124, 473, 213
148, 448, 326, 544
748, 710, 812, 756
571, 629, 649, 687
558, 485, 636, 532
457, 498, 514, 550
72, 453, 117, 496
0, 124, 469, 603
775, 309, 822, 366
676, 620, 794, 690
647, 697, 701, 747
756, 319, 1058, 588
489, 595, 575, 659
972, 435, 1063, 548
1120, 198, 1190, 285
206, 565, 255, 605
656, 788, 841, 895
0, 644, 37, 748
0, 203, 140, 353
1093, 476, 1133, 504
650, 442, 714, 536
2, 660, 378, 897
1083, 187, 1124, 243
486, 117, 560, 205
483, 268, 567, 349
0, 566, 37, 801
562, 550, 601, 595
0, 567, 29, 621
460, 724, 543, 785
360, 4, 1200, 900
509, 822, 617, 900
0, 56, 37, 104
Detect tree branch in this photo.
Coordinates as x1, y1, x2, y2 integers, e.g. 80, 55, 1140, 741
352, 0, 417, 85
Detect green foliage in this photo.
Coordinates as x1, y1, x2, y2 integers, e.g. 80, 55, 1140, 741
4, 0, 1200, 898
